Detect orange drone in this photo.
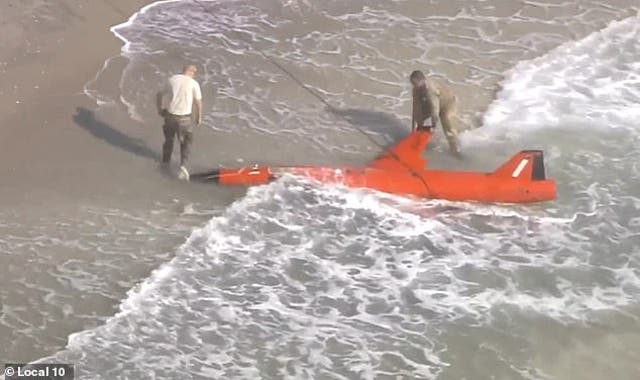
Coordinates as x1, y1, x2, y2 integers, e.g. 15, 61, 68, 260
192, 130, 557, 204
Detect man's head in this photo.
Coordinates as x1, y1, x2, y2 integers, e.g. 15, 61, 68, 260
183, 64, 198, 78
410, 70, 426, 87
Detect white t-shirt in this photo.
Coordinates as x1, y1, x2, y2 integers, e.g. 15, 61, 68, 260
163, 74, 202, 116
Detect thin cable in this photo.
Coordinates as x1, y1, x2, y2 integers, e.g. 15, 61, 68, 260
191, 0, 432, 195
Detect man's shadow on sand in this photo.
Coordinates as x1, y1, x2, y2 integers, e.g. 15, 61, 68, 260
73, 107, 161, 162
328, 107, 410, 147
72, 106, 408, 164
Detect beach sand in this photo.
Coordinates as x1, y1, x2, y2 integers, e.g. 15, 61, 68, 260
1, 0, 153, 210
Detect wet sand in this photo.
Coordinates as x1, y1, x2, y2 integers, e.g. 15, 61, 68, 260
1, 0, 153, 210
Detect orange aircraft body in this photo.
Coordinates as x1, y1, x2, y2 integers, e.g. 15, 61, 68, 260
192, 130, 557, 203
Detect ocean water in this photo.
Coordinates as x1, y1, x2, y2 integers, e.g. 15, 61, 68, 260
0, 203, 218, 363
15, 0, 640, 379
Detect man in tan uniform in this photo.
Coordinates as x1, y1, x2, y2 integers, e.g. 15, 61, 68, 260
410, 70, 460, 155
156, 64, 203, 180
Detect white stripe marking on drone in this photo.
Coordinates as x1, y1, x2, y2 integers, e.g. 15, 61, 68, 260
512, 159, 529, 178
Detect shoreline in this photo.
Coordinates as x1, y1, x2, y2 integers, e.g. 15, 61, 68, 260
84, 0, 182, 108
0, 0, 152, 210
0, 0, 240, 214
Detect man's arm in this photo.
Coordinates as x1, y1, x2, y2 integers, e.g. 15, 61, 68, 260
157, 79, 172, 116
425, 82, 441, 130
411, 88, 419, 131
194, 98, 202, 126
193, 82, 203, 125
156, 91, 164, 115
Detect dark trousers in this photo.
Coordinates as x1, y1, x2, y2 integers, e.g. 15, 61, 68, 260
162, 113, 193, 166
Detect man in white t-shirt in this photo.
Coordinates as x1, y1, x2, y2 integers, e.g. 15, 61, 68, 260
156, 64, 203, 180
